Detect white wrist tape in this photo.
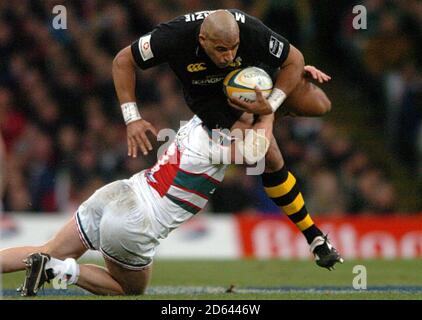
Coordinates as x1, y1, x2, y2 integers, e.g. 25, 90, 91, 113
267, 88, 287, 113
121, 102, 142, 125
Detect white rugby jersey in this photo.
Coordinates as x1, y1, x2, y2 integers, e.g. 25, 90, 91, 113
130, 116, 230, 234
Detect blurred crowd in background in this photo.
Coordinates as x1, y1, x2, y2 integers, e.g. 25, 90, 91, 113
0, 0, 420, 216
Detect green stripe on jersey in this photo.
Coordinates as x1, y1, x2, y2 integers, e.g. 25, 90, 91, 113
174, 171, 218, 197
165, 194, 200, 214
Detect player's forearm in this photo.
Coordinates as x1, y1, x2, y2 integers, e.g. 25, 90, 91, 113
229, 114, 273, 164
112, 46, 138, 104
253, 113, 274, 134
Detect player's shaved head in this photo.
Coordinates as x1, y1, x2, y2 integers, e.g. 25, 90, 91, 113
199, 10, 240, 68
200, 10, 239, 42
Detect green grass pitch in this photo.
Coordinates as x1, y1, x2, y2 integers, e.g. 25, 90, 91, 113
2, 259, 422, 299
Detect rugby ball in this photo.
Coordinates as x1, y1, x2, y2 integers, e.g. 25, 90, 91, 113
223, 67, 273, 102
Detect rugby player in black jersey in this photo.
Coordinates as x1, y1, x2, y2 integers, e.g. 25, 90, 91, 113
113, 9, 343, 270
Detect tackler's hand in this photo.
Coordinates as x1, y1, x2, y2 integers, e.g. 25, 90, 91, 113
126, 119, 158, 158
227, 86, 273, 115
304, 65, 331, 83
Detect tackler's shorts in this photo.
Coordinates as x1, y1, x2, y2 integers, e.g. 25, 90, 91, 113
75, 178, 159, 270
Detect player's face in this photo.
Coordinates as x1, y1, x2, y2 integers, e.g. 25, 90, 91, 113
200, 36, 239, 68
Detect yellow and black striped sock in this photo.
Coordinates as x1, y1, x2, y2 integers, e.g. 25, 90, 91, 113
262, 166, 323, 244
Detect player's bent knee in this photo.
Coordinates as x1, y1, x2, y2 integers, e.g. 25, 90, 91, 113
319, 96, 332, 115
313, 87, 332, 116
304, 96, 331, 117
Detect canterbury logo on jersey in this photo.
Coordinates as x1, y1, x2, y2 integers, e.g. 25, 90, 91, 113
187, 63, 207, 72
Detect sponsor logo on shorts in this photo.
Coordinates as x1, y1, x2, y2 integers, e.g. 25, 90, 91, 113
269, 35, 284, 58
187, 63, 207, 72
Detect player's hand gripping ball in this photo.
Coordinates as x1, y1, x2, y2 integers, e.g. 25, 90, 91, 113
223, 67, 273, 102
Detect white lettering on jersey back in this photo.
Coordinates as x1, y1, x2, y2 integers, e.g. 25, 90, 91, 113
269, 35, 283, 58
184, 10, 215, 22
234, 12, 245, 23
139, 34, 154, 61
184, 11, 245, 23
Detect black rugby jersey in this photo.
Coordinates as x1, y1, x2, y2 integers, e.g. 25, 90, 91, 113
131, 9, 290, 129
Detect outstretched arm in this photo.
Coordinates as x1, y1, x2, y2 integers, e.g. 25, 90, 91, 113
112, 46, 157, 157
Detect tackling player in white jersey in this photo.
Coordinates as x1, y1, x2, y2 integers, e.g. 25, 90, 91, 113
0, 113, 272, 296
